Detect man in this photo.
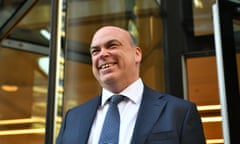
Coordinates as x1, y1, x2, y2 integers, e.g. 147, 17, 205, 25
56, 26, 206, 144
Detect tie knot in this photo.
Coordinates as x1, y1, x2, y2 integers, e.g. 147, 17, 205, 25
110, 95, 124, 105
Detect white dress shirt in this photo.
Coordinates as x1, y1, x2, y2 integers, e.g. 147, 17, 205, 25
88, 78, 144, 144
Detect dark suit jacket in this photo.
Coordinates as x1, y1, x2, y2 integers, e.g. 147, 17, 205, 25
56, 86, 206, 144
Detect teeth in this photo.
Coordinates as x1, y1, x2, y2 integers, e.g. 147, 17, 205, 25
100, 63, 113, 69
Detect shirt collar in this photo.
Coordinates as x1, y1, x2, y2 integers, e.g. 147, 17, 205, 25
101, 78, 144, 106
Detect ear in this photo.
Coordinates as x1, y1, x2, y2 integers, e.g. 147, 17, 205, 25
135, 47, 142, 63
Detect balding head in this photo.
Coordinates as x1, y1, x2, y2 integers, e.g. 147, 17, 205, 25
91, 26, 137, 47
89, 25, 142, 93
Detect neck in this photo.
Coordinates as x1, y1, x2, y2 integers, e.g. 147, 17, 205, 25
103, 77, 139, 93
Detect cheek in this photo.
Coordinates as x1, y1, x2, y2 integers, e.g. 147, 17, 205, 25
91, 58, 98, 73
92, 64, 98, 74
92, 66, 99, 80
91, 57, 98, 68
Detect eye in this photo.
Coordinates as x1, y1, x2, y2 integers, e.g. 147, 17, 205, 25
90, 48, 100, 55
109, 44, 116, 48
109, 42, 120, 49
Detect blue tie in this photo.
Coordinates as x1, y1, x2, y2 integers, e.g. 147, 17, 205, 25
99, 95, 124, 144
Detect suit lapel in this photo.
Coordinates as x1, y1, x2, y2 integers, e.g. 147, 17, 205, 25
131, 86, 167, 144
77, 96, 101, 143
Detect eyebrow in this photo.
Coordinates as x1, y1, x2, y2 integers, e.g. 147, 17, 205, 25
90, 45, 98, 51
107, 39, 122, 45
90, 39, 122, 50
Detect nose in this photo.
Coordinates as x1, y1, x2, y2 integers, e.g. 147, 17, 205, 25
99, 48, 110, 58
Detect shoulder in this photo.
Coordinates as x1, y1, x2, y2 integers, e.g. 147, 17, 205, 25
66, 96, 101, 114
144, 85, 196, 108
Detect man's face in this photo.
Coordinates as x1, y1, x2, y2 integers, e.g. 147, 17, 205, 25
90, 26, 142, 90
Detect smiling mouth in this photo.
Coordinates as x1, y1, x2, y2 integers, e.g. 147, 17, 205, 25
98, 63, 116, 70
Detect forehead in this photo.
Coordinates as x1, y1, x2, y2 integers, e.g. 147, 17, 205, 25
91, 27, 130, 45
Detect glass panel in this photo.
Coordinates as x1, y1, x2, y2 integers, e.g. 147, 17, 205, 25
193, 0, 216, 36
212, 1, 240, 143
233, 6, 240, 89
0, 0, 38, 40
0, 47, 48, 144
185, 54, 223, 143
63, 0, 164, 113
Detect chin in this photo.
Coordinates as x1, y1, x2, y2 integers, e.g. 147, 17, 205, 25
101, 76, 117, 85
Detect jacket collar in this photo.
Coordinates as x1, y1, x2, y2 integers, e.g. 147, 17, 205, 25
131, 86, 167, 144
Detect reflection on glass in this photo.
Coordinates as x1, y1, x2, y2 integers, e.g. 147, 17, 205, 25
0, 0, 25, 28
0, 48, 48, 144
185, 55, 223, 143
233, 10, 240, 94
193, 0, 216, 36
38, 56, 49, 75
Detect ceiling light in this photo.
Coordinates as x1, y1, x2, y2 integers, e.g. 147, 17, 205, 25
1, 84, 18, 92
194, 0, 203, 9
40, 29, 51, 40
38, 56, 49, 75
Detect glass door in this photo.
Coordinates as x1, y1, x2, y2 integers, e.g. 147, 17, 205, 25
0, 47, 49, 144
183, 52, 223, 144
0, 0, 51, 144
213, 0, 240, 143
